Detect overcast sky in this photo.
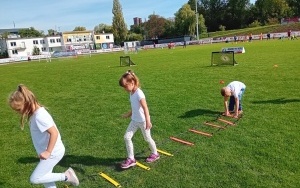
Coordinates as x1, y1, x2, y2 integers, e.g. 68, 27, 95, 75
0, 0, 256, 33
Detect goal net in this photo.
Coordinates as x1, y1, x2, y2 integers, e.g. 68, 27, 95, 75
120, 56, 136, 66
211, 51, 237, 66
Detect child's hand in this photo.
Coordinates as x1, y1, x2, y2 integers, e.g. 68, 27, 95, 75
222, 112, 231, 116
233, 114, 239, 119
39, 151, 51, 160
145, 122, 152, 130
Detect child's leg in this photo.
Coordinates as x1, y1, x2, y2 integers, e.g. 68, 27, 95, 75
124, 121, 139, 159
238, 88, 246, 111
139, 122, 158, 155
229, 96, 235, 111
30, 148, 65, 188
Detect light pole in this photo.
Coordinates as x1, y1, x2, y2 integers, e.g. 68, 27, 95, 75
195, 0, 199, 40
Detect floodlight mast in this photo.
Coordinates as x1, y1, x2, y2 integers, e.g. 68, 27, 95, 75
195, 0, 199, 40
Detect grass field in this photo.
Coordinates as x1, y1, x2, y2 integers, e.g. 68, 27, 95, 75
0, 39, 299, 188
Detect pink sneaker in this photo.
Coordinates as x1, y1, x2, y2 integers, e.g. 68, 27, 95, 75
146, 153, 160, 163
65, 167, 79, 186
121, 158, 136, 169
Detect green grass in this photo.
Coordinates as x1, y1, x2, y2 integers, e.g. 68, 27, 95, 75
206, 23, 300, 38
1, 39, 300, 187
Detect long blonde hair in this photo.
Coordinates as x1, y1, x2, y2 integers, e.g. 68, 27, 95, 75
8, 84, 41, 129
119, 70, 140, 88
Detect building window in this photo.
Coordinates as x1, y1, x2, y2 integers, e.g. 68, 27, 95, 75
40, 40, 45, 44
33, 40, 38, 44
67, 38, 71, 42
42, 47, 47, 51
56, 38, 61, 42
12, 50, 18, 54
10, 42, 16, 46
106, 36, 110, 39
96, 36, 100, 40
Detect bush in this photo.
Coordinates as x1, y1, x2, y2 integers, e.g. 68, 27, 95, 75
248, 20, 261, 28
267, 18, 279, 25
219, 25, 226, 31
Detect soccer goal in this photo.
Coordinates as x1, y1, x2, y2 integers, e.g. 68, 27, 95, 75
211, 51, 237, 66
120, 56, 136, 66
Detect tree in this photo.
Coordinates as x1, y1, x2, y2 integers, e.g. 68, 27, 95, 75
94, 24, 113, 34
0, 31, 10, 39
286, 0, 300, 16
47, 29, 57, 36
73, 26, 86, 31
126, 33, 143, 41
144, 14, 167, 39
198, 14, 207, 36
255, 0, 291, 25
32, 46, 41, 55
225, 0, 251, 30
112, 0, 128, 44
162, 19, 176, 38
19, 27, 44, 38
198, 0, 227, 32
175, 4, 196, 36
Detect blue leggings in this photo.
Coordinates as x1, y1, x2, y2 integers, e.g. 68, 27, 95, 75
229, 89, 245, 111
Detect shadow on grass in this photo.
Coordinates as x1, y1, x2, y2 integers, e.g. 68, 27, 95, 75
179, 108, 220, 118
251, 98, 300, 104
17, 155, 146, 172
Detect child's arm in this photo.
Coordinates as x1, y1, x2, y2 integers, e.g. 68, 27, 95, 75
122, 111, 132, 118
140, 98, 152, 130
223, 97, 230, 116
39, 125, 58, 160
234, 98, 239, 118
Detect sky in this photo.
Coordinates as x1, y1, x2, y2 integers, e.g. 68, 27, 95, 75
0, 0, 256, 33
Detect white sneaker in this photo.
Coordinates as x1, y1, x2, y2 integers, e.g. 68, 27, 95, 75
65, 167, 79, 186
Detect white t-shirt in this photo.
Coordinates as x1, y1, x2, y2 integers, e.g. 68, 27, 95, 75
130, 88, 146, 122
29, 107, 64, 155
227, 81, 246, 98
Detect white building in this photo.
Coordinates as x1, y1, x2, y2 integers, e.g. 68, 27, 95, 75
0, 29, 116, 60
2, 36, 62, 58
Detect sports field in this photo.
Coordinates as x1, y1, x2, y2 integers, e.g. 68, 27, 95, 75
0, 39, 299, 187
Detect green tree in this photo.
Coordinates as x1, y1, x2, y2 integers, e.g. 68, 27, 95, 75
19, 27, 44, 38
32, 46, 40, 55
225, 0, 251, 30
126, 33, 143, 41
47, 29, 57, 36
198, 0, 227, 32
94, 24, 113, 34
255, 0, 291, 24
73, 26, 86, 31
285, 0, 300, 16
198, 14, 207, 36
175, 4, 196, 36
144, 14, 167, 39
163, 19, 176, 38
0, 31, 10, 39
112, 0, 128, 45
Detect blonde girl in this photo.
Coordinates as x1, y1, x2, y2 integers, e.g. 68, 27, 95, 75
119, 70, 159, 169
8, 84, 79, 188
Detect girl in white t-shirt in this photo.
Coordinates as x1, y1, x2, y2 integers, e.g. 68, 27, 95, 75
119, 70, 159, 169
8, 84, 79, 188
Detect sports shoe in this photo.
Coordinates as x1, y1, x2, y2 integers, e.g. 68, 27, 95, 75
146, 153, 160, 163
65, 167, 79, 186
121, 158, 136, 169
